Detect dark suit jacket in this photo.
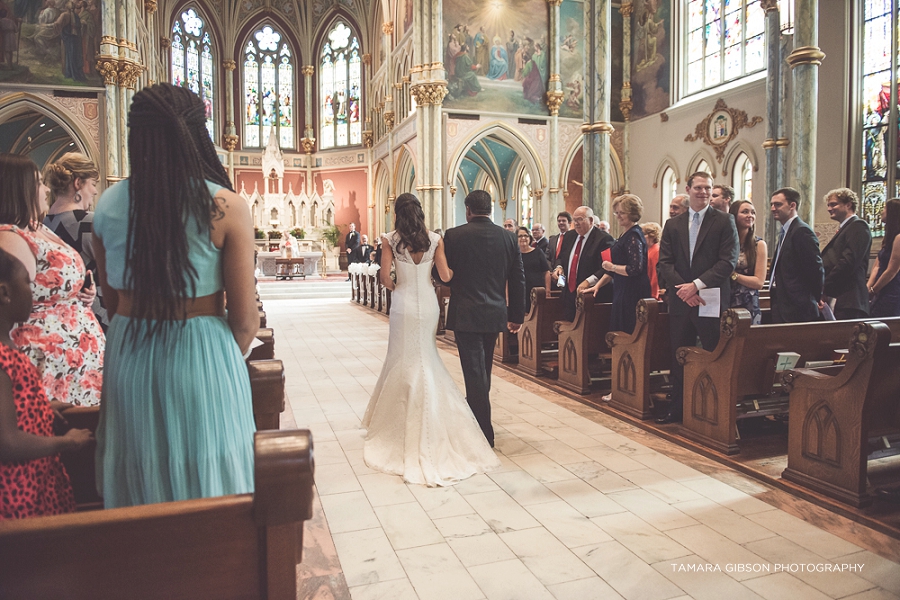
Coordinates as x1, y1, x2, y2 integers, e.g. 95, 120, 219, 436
821, 215, 872, 315
351, 243, 373, 264
769, 217, 825, 323
534, 236, 549, 256
554, 228, 616, 313
547, 233, 564, 263
657, 207, 739, 317
444, 217, 526, 332
345, 230, 360, 252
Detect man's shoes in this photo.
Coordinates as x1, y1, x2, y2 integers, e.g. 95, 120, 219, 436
655, 412, 682, 424
876, 487, 900, 504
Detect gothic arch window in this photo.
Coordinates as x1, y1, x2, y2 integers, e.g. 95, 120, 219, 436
319, 21, 362, 149
519, 171, 533, 230
172, 7, 216, 140
685, 0, 765, 96
732, 152, 752, 200
661, 166, 678, 221
243, 24, 295, 149
861, 0, 895, 236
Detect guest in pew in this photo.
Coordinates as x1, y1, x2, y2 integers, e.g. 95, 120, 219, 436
640, 222, 661, 299
352, 234, 374, 265
728, 200, 768, 324
668, 194, 689, 219
868, 198, 900, 317
531, 223, 548, 255
553, 206, 615, 321
547, 211, 571, 263
821, 188, 872, 320
517, 227, 551, 313
585, 194, 652, 335
42, 152, 109, 332
92, 83, 258, 508
0, 248, 94, 520
0, 154, 104, 407
710, 184, 734, 213
768, 187, 825, 324
656, 172, 739, 424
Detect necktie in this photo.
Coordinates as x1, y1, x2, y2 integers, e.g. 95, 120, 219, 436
556, 235, 563, 258
689, 212, 700, 265
769, 227, 786, 289
568, 235, 583, 293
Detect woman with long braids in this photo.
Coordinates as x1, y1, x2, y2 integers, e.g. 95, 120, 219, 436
361, 193, 500, 486
92, 83, 258, 507
0, 154, 103, 407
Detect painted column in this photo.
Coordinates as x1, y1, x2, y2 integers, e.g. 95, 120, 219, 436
223, 59, 238, 181
300, 65, 315, 154
546, 0, 564, 227
619, 1, 633, 193
582, 0, 612, 218
787, 0, 823, 225
761, 0, 780, 248
778, 32, 792, 190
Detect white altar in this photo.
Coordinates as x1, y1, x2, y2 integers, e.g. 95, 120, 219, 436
257, 251, 323, 277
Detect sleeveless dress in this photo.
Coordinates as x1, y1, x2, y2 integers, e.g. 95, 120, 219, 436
93, 180, 256, 508
730, 238, 762, 325
0, 344, 76, 520
871, 245, 900, 317
361, 231, 501, 486
1, 224, 104, 406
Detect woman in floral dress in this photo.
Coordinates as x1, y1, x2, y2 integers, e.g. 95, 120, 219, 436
0, 154, 104, 407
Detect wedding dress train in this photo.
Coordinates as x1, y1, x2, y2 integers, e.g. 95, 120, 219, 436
361, 231, 500, 486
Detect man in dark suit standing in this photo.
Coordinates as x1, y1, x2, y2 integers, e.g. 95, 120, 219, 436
443, 190, 526, 447
345, 223, 360, 280
551, 206, 615, 321
821, 188, 872, 320
532, 223, 549, 255
351, 234, 374, 264
768, 188, 825, 323
657, 171, 739, 424
547, 212, 572, 263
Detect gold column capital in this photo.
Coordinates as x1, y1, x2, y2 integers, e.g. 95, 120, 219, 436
223, 134, 239, 151
301, 65, 314, 77
117, 60, 143, 90
383, 110, 395, 131
363, 53, 372, 66
144, 0, 157, 13
95, 56, 119, 86
362, 130, 373, 148
619, 2, 633, 17
619, 99, 633, 121
760, 0, 779, 12
411, 82, 448, 106
223, 59, 236, 71
382, 21, 394, 35
300, 137, 316, 154
546, 90, 564, 115
160, 36, 171, 49
546, 0, 562, 6
787, 46, 826, 68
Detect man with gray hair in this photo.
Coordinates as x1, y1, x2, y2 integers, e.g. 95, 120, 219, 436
669, 194, 690, 219
821, 187, 872, 320
551, 205, 615, 320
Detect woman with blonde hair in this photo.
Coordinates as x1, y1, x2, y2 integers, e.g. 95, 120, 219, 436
640, 221, 661, 299
43, 152, 108, 330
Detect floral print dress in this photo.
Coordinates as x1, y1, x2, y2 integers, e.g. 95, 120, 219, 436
1, 224, 104, 406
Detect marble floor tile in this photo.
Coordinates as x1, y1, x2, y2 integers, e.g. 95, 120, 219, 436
544, 426, 607, 449
312, 439, 349, 466
467, 558, 556, 600
528, 439, 592, 465
487, 470, 561, 505
741, 572, 833, 600
679, 476, 775, 516
573, 540, 686, 600
314, 461, 363, 496
334, 428, 366, 451
565, 461, 640, 494
396, 543, 486, 600
591, 512, 691, 563
833, 551, 900, 596
592, 431, 658, 456
746, 509, 862, 559
318, 490, 380, 534
344, 447, 379, 477
432, 513, 493, 538
348, 578, 419, 600
493, 434, 540, 457
840, 590, 900, 600
578, 445, 647, 473
331, 527, 407, 587
606, 488, 699, 531
544, 478, 627, 518
375, 502, 445, 550
620, 468, 707, 504
499, 527, 596, 586
408, 484, 476, 519
357, 472, 416, 507
664, 524, 771, 582
508, 453, 576, 483
523, 500, 613, 548
516, 411, 567, 429
446, 532, 517, 567
454, 473, 503, 496
651, 555, 765, 600
546, 577, 626, 600
554, 416, 615, 436
501, 421, 558, 443
464, 490, 542, 533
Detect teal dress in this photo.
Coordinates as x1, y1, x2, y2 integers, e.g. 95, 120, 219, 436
93, 180, 255, 508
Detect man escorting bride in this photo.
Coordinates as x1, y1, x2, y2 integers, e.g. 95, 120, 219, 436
362, 191, 525, 486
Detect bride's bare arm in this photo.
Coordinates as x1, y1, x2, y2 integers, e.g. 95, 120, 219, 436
380, 237, 395, 290
434, 238, 453, 282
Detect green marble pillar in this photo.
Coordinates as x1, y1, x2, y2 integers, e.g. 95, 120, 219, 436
547, 0, 564, 225
620, 2, 633, 193
582, 0, 612, 218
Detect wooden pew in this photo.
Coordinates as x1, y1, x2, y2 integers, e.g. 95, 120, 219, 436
360, 273, 369, 307
556, 294, 614, 394
368, 272, 377, 309
258, 310, 267, 328
249, 328, 275, 361
517, 288, 564, 377
606, 299, 670, 417
678, 310, 900, 455
782, 321, 900, 507
494, 331, 518, 363
248, 359, 286, 431
0, 429, 315, 600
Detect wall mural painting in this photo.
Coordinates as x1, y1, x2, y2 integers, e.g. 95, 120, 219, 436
630, 0, 669, 120
557, 0, 583, 120
443, 0, 549, 116
0, 0, 103, 85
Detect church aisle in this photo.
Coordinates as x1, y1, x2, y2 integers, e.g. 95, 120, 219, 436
267, 298, 900, 600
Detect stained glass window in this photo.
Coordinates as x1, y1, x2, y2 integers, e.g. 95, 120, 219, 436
662, 167, 678, 221
861, 0, 894, 236
732, 152, 752, 200
172, 8, 215, 140
685, 0, 765, 95
520, 172, 533, 230
244, 25, 295, 149
320, 22, 362, 149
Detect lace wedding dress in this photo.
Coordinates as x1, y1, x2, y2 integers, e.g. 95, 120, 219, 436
361, 231, 501, 486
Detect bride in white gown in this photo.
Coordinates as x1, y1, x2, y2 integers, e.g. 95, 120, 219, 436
361, 194, 500, 486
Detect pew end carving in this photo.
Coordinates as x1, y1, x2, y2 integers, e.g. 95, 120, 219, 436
517, 288, 564, 377
248, 359, 286, 431
606, 298, 667, 418
556, 292, 613, 395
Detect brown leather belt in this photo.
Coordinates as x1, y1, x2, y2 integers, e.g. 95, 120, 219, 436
116, 290, 225, 320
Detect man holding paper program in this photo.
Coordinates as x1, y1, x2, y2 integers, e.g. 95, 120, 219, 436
656, 171, 739, 424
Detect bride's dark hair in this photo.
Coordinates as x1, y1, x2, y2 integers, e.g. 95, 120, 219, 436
394, 193, 430, 253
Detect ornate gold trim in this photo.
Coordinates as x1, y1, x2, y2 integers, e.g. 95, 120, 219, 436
144, 0, 157, 13
95, 56, 119, 86
760, 0, 778, 12
411, 82, 448, 106
762, 138, 777, 149
546, 0, 562, 6
580, 123, 592, 134
101, 35, 117, 46
300, 137, 316, 154
362, 130, 373, 148
549, 73, 561, 83
683, 98, 763, 162
394, 82, 403, 90
117, 60, 143, 90
362, 54, 371, 66
619, 99, 633, 121
787, 46, 826, 68
620, 2, 633, 16
383, 110, 395, 131
546, 90, 564, 115
223, 134, 239, 151
775, 138, 790, 147
160, 36, 171, 49
591, 122, 615, 134
382, 21, 394, 35
300, 65, 314, 77
223, 59, 236, 71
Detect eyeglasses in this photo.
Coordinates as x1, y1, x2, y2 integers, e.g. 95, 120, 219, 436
573, 217, 588, 224
517, 235, 531, 239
